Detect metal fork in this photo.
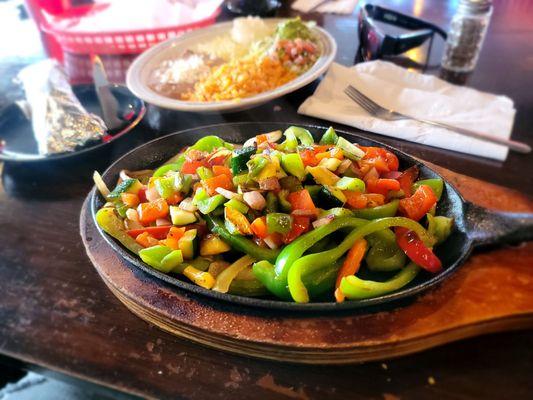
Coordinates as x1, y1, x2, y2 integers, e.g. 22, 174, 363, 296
344, 85, 531, 154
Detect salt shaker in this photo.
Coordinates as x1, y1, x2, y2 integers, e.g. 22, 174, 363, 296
441, 0, 493, 73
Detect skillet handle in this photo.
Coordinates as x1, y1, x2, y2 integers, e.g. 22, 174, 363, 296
465, 202, 533, 246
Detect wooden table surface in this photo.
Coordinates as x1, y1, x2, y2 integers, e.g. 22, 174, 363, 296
0, 1, 532, 399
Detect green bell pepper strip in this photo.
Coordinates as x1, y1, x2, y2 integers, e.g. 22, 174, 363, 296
189, 136, 226, 152
279, 126, 314, 150
229, 278, 269, 297
427, 214, 453, 244
161, 250, 184, 271
287, 216, 433, 303
266, 213, 293, 234
153, 160, 184, 178
366, 229, 406, 271
204, 215, 280, 263
318, 207, 354, 219
413, 179, 444, 200
174, 173, 192, 193
340, 262, 420, 300
254, 217, 369, 299
252, 258, 342, 300
319, 127, 338, 145
197, 194, 226, 215
281, 153, 306, 181
139, 245, 173, 272
351, 200, 399, 220
335, 177, 365, 192
95, 208, 144, 254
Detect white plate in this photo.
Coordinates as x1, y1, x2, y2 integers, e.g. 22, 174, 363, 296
126, 19, 337, 113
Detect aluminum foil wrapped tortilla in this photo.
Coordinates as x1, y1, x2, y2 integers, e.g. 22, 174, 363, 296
17, 60, 107, 155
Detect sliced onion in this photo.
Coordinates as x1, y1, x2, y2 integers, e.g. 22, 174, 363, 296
215, 187, 241, 200
263, 236, 279, 249
125, 208, 139, 222
312, 215, 334, 229
119, 170, 132, 182
156, 218, 171, 226
243, 137, 256, 148
243, 191, 266, 210
292, 209, 316, 217
179, 197, 198, 212
145, 186, 160, 202
212, 255, 255, 293
93, 171, 110, 197
265, 130, 282, 142
336, 159, 352, 174
208, 261, 230, 279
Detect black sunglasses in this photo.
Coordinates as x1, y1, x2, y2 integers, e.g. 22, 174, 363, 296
358, 4, 447, 61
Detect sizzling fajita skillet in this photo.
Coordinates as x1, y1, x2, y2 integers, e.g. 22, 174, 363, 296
90, 122, 533, 312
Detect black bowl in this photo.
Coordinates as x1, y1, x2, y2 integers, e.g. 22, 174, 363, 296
90, 122, 533, 312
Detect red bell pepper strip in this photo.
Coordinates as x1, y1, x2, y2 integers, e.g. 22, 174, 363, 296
137, 198, 169, 224
127, 225, 172, 240
334, 238, 367, 302
395, 227, 442, 273
398, 184, 437, 221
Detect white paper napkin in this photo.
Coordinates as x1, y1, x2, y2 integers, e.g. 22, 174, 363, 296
298, 61, 516, 161
292, 0, 359, 15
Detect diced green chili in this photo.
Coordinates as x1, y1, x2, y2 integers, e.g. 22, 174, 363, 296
247, 156, 268, 178
196, 166, 213, 180
281, 153, 306, 180
266, 213, 293, 234
224, 198, 249, 214
335, 176, 365, 192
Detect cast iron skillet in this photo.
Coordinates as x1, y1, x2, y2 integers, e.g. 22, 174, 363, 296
90, 122, 533, 312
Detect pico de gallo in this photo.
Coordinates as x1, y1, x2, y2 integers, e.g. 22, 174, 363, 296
94, 126, 453, 303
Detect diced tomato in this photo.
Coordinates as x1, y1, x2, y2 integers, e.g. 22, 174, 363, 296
299, 149, 319, 167
287, 189, 318, 217
202, 174, 234, 196
344, 191, 385, 209
135, 232, 159, 248
127, 225, 172, 240
251, 217, 268, 239
282, 216, 310, 244
381, 171, 402, 180
397, 166, 419, 197
120, 192, 140, 208
207, 156, 227, 166
312, 145, 330, 153
137, 198, 169, 225
366, 178, 401, 196
212, 165, 232, 178
359, 146, 399, 173
166, 192, 183, 205
167, 226, 186, 241
398, 185, 437, 221
137, 187, 147, 203
395, 227, 442, 273
344, 191, 369, 209
181, 160, 206, 174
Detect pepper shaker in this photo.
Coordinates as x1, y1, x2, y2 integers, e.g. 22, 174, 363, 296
441, 0, 493, 73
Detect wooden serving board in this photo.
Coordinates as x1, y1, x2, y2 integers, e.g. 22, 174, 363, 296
80, 163, 533, 364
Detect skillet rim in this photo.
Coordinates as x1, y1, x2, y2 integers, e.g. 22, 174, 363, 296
89, 122, 473, 312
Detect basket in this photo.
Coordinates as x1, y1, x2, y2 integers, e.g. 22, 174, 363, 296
43, 6, 221, 55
